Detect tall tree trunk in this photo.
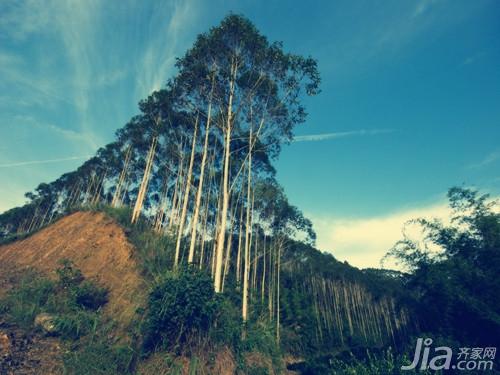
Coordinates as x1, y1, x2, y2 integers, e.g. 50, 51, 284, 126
112, 145, 132, 207
261, 236, 266, 303
92, 169, 107, 205
276, 238, 282, 343
214, 60, 237, 293
131, 136, 157, 223
154, 175, 170, 232
188, 100, 213, 262
242, 127, 252, 321
236, 207, 244, 283
168, 138, 187, 230
198, 159, 215, 269
174, 116, 199, 268
269, 238, 274, 321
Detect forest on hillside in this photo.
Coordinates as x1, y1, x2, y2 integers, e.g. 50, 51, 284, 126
0, 14, 499, 375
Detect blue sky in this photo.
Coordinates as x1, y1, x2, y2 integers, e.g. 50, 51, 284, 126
1, 0, 499, 268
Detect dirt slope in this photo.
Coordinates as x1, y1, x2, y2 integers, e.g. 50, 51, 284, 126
0, 211, 145, 329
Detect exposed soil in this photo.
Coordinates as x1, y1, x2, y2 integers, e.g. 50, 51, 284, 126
0, 211, 145, 329
0, 320, 62, 375
0, 211, 146, 374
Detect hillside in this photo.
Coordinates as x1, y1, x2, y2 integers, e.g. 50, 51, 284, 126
0, 208, 413, 374
0, 211, 145, 329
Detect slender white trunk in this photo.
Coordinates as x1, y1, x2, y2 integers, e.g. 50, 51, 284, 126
261, 236, 266, 302
276, 238, 282, 343
242, 127, 253, 321
174, 117, 198, 267
112, 145, 131, 207
188, 98, 213, 262
168, 140, 186, 230
132, 136, 157, 223
236, 207, 244, 283
214, 60, 237, 293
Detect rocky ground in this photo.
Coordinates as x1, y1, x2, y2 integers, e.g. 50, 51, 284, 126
0, 319, 61, 375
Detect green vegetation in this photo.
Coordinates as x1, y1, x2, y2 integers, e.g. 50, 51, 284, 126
0, 9, 497, 374
142, 267, 218, 353
0, 262, 105, 339
140, 265, 283, 373
385, 187, 500, 346
0, 261, 134, 373
0, 270, 55, 329
1, 187, 498, 374
62, 340, 135, 375
296, 349, 438, 375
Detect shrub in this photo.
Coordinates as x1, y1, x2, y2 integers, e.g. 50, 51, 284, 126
209, 295, 242, 349
142, 266, 218, 354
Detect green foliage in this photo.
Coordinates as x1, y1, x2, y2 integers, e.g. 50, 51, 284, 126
142, 266, 218, 353
52, 310, 99, 340
241, 320, 280, 359
0, 270, 55, 329
208, 293, 242, 349
298, 349, 437, 375
0, 260, 108, 340
239, 320, 283, 373
63, 339, 135, 375
386, 187, 500, 345
0, 261, 136, 374
56, 259, 84, 288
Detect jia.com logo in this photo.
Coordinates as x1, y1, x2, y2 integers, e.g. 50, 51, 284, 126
402, 338, 496, 371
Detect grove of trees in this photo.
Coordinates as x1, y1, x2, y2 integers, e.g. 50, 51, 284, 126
0, 15, 320, 334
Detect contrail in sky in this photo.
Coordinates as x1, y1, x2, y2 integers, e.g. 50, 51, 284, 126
293, 129, 395, 142
0, 155, 91, 168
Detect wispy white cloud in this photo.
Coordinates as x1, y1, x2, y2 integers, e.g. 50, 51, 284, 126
0, 155, 91, 168
322, 0, 487, 81
309, 202, 452, 269
412, 0, 439, 19
0, 0, 115, 146
0, 50, 70, 107
293, 129, 394, 143
461, 51, 487, 66
468, 150, 500, 169
135, 0, 199, 98
0, 0, 52, 40
11, 115, 99, 151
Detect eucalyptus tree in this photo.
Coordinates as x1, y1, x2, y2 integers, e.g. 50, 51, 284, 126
173, 14, 320, 293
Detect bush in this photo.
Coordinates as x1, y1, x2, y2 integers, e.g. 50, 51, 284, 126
209, 295, 242, 349
142, 266, 218, 354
